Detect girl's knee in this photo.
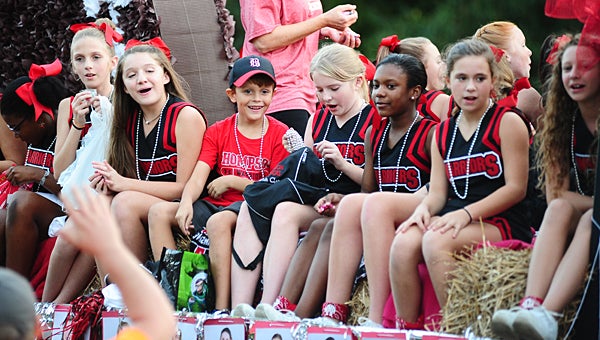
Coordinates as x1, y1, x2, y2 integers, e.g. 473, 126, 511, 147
272, 202, 310, 223
148, 202, 174, 225
545, 197, 578, 216
320, 220, 334, 239
421, 231, 448, 259
111, 193, 133, 219
361, 195, 384, 217
391, 233, 421, 262
7, 191, 35, 216
54, 237, 78, 256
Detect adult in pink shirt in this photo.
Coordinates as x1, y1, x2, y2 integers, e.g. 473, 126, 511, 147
240, 0, 361, 136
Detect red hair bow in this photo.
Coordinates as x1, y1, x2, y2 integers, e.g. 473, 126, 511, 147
69, 22, 123, 47
489, 45, 505, 62
545, 0, 600, 67
546, 34, 572, 65
15, 59, 63, 121
358, 54, 376, 81
498, 77, 531, 108
125, 37, 172, 61
379, 35, 401, 51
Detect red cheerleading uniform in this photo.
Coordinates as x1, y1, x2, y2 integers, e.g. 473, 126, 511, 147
311, 104, 375, 194
370, 116, 436, 192
436, 103, 532, 242
126, 96, 207, 182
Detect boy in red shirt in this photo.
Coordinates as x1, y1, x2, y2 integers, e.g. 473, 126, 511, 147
148, 55, 289, 313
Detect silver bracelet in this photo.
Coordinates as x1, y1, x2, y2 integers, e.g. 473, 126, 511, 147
39, 168, 50, 187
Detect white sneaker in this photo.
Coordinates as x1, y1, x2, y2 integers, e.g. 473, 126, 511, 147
491, 307, 520, 339
357, 316, 383, 328
304, 316, 341, 327
255, 303, 300, 321
513, 306, 560, 340
231, 303, 255, 318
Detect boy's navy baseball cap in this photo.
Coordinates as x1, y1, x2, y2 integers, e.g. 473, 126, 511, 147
229, 55, 276, 87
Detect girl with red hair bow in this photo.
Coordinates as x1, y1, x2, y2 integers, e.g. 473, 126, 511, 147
0, 60, 70, 285
42, 18, 121, 304
473, 21, 543, 129
376, 35, 451, 123
492, 32, 600, 340
90, 39, 207, 277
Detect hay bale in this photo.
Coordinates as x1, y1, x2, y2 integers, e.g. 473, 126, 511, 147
83, 272, 102, 295
440, 244, 580, 338
347, 278, 369, 325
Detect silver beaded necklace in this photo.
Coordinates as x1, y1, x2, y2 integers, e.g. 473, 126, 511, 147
377, 111, 419, 192
135, 94, 169, 181
234, 113, 266, 180
570, 113, 585, 195
25, 136, 57, 192
320, 103, 366, 183
446, 100, 493, 199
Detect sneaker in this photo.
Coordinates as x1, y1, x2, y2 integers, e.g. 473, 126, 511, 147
304, 316, 341, 327
231, 303, 255, 318
513, 306, 560, 340
357, 317, 383, 328
255, 303, 301, 321
491, 307, 521, 339
211, 309, 230, 318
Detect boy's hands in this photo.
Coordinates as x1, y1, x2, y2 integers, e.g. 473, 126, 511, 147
206, 176, 232, 199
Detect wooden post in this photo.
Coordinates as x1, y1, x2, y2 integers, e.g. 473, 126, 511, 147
152, 0, 238, 124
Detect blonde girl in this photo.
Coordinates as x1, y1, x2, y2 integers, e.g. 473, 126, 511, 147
43, 18, 120, 303
474, 21, 543, 128
231, 43, 372, 317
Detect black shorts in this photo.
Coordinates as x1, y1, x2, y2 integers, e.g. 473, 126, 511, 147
189, 200, 243, 254
191, 199, 243, 233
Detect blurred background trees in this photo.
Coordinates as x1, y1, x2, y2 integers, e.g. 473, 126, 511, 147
227, 0, 581, 88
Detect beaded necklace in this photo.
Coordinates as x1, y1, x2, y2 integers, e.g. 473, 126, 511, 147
377, 112, 419, 192
25, 136, 57, 192
320, 103, 366, 183
570, 113, 585, 195
135, 94, 169, 181
446, 100, 493, 199
234, 113, 266, 180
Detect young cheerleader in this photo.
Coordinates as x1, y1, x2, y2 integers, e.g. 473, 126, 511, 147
230, 43, 373, 317
473, 21, 543, 128
42, 19, 120, 303
492, 34, 599, 340
261, 53, 436, 325
393, 38, 532, 330
354, 41, 518, 329
376, 35, 451, 122
91, 41, 207, 270
0, 60, 70, 279
147, 55, 289, 312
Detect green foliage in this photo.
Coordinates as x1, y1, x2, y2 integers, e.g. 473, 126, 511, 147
227, 0, 581, 86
